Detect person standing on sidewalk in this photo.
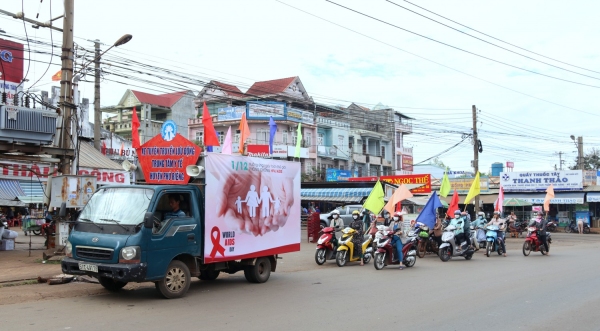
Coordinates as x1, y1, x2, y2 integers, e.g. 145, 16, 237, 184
577, 218, 584, 234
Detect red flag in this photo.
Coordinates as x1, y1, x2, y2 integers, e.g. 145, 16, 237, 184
131, 107, 141, 149
51, 70, 61, 81
446, 189, 459, 219
495, 186, 504, 213
202, 102, 220, 147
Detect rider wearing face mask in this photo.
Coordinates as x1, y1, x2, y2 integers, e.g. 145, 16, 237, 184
487, 211, 507, 257
390, 212, 405, 269
328, 209, 344, 247
449, 210, 467, 252
529, 211, 549, 255
382, 211, 392, 227
472, 212, 487, 251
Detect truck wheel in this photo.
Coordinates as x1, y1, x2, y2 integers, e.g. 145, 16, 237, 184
156, 260, 191, 299
244, 257, 271, 283
98, 277, 127, 292
199, 269, 220, 281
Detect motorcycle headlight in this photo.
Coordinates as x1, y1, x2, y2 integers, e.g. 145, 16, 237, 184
65, 240, 72, 257
119, 246, 141, 263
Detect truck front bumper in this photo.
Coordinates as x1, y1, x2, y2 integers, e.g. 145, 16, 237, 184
61, 257, 147, 282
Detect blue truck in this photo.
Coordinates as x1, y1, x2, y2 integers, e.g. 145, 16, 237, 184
61, 180, 300, 298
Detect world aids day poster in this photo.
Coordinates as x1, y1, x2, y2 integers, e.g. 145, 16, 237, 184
204, 153, 301, 263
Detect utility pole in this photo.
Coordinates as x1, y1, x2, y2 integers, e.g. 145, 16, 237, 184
578, 136, 584, 170
472, 105, 480, 213
59, 0, 75, 174
93, 40, 101, 150
556, 151, 564, 170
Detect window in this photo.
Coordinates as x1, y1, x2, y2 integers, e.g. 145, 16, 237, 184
257, 130, 268, 144
155, 113, 167, 121
305, 132, 312, 148
339, 165, 345, 170
292, 129, 297, 145
381, 146, 386, 159
348, 138, 353, 151
338, 135, 344, 148
218, 131, 224, 144
282, 130, 288, 144
235, 130, 240, 143
362, 142, 367, 155
396, 133, 402, 148
358, 166, 363, 177
196, 131, 203, 142
306, 161, 312, 172
397, 157, 402, 171
317, 133, 324, 146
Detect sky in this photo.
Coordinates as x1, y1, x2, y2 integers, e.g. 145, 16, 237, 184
1, 0, 599, 173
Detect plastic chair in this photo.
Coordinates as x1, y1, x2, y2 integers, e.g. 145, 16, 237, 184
9, 218, 22, 228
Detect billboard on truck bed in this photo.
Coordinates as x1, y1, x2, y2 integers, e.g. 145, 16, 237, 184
204, 153, 301, 263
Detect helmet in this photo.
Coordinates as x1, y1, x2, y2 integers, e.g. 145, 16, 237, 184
352, 210, 360, 215
331, 210, 340, 215
493, 211, 500, 215
537, 211, 544, 216
454, 210, 461, 215
478, 212, 485, 216
394, 212, 403, 217
461, 211, 467, 216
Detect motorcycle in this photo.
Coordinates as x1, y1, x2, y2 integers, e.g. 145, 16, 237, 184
485, 225, 505, 257
546, 220, 557, 233
315, 226, 337, 265
564, 220, 590, 234
438, 225, 475, 262
415, 224, 431, 258
523, 226, 551, 256
335, 227, 373, 267
373, 229, 417, 270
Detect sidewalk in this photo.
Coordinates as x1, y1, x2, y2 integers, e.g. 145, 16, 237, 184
0, 227, 63, 283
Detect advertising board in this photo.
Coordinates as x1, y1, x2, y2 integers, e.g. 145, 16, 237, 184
203, 153, 301, 263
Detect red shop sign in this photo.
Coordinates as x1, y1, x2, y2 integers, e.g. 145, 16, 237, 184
137, 133, 202, 185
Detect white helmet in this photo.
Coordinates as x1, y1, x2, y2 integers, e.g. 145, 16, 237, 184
478, 212, 485, 216
331, 210, 340, 215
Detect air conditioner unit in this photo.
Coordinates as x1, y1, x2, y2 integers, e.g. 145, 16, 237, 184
0, 105, 58, 145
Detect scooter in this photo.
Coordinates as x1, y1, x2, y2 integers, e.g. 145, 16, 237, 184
315, 226, 337, 265
485, 225, 505, 257
438, 225, 475, 262
335, 227, 373, 267
373, 229, 417, 270
546, 220, 557, 233
415, 224, 430, 258
523, 226, 550, 256
564, 220, 590, 234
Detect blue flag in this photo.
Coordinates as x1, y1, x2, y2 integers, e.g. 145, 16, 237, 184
415, 191, 443, 229
269, 116, 277, 154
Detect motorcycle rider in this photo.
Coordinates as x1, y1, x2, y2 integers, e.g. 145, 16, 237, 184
529, 212, 550, 255
349, 210, 365, 266
328, 210, 344, 248
450, 210, 467, 252
382, 211, 393, 227
486, 211, 507, 257
471, 212, 487, 251
390, 213, 405, 269
461, 211, 471, 249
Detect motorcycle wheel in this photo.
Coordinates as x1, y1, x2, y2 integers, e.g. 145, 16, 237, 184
584, 227, 590, 234
464, 254, 472, 260
32, 230, 41, 236
374, 253, 385, 270
315, 248, 326, 265
363, 253, 371, 264
522, 242, 531, 256
564, 226, 571, 233
335, 251, 347, 267
417, 241, 426, 258
486, 242, 492, 257
541, 245, 547, 255
405, 255, 416, 267
439, 247, 451, 262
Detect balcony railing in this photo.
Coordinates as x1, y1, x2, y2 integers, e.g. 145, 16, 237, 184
396, 122, 413, 134
317, 145, 349, 159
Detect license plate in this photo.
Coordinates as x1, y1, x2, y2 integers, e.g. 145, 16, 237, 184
78, 263, 98, 273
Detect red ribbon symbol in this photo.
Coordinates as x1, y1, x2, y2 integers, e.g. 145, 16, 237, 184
210, 226, 226, 258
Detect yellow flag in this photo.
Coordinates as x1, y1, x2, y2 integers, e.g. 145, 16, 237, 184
363, 180, 385, 214
463, 172, 481, 205
439, 168, 451, 197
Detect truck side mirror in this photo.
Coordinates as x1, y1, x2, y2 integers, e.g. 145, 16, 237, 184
59, 203, 67, 218
143, 212, 154, 229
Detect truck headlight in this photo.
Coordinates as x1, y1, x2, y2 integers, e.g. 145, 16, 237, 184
119, 246, 140, 263
65, 240, 72, 257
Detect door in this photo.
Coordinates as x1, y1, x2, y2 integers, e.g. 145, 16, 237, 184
145, 191, 201, 279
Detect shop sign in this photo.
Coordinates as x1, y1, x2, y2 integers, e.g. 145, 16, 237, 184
217, 106, 246, 121
449, 177, 490, 194
247, 144, 270, 158
325, 169, 354, 181
78, 168, 130, 185
247, 101, 285, 120
500, 170, 583, 192
349, 174, 431, 193
137, 133, 201, 184
402, 154, 413, 172
272, 145, 288, 158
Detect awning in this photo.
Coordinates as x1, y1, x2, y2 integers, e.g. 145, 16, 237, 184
18, 180, 45, 196
17, 196, 45, 205
504, 192, 584, 204
0, 179, 25, 200
301, 188, 372, 203
587, 192, 600, 203
439, 194, 498, 205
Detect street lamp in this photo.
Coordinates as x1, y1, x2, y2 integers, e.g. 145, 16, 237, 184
73, 34, 133, 77
570, 135, 583, 170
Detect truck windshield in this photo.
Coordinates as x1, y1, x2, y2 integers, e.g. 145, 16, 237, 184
78, 188, 154, 226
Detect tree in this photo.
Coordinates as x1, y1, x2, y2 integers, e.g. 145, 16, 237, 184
301, 166, 325, 182
432, 157, 449, 170
569, 148, 600, 170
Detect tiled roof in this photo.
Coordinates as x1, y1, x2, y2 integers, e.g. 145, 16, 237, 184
245, 77, 297, 97
211, 81, 246, 98
79, 142, 124, 170
131, 90, 188, 108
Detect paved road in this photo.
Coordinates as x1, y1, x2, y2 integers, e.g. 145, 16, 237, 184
2, 233, 600, 331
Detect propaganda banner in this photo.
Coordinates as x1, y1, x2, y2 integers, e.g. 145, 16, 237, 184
203, 153, 301, 263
